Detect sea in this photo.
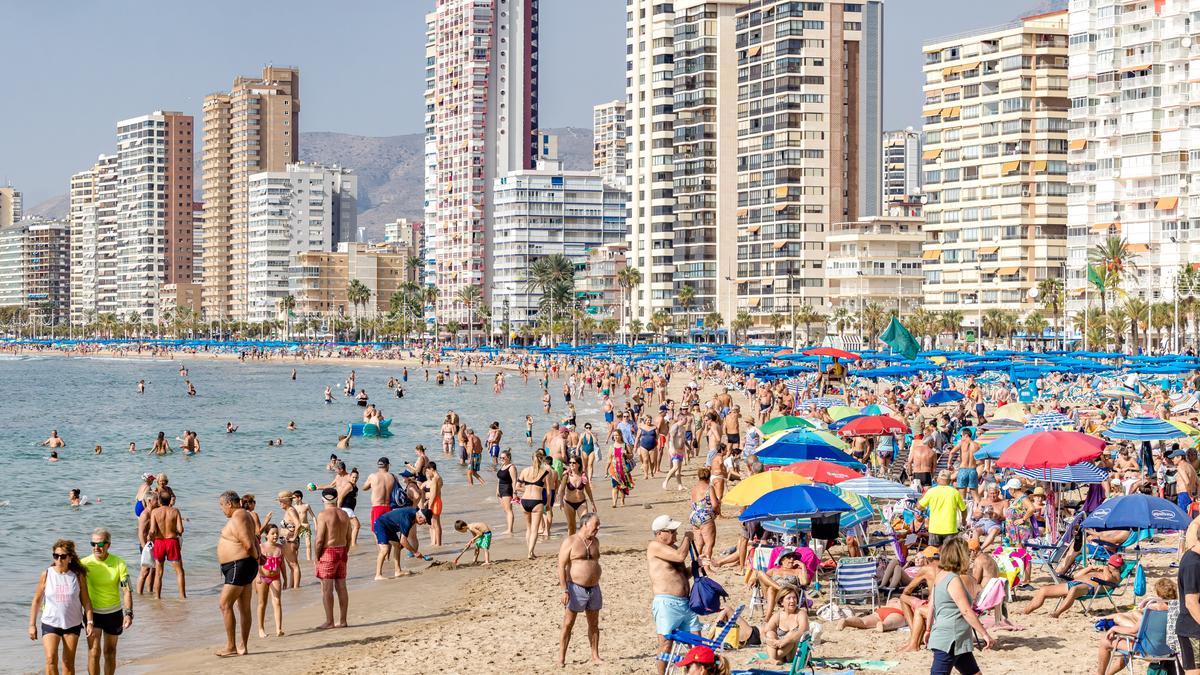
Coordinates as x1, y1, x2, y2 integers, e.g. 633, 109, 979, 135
0, 353, 581, 670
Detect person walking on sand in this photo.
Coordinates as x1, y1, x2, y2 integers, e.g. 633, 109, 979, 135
215, 491, 260, 658
29, 539, 94, 675
314, 488, 351, 629
254, 524, 285, 638
558, 513, 603, 667
648, 515, 698, 675
81, 528, 132, 675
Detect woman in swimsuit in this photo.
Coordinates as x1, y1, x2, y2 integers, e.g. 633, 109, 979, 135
635, 416, 658, 480
255, 524, 285, 638
517, 453, 551, 559
151, 431, 171, 456
486, 422, 503, 469
607, 443, 633, 507
709, 444, 729, 502
578, 423, 599, 478
496, 450, 519, 535
835, 597, 908, 632
690, 467, 719, 559
558, 457, 596, 536
440, 416, 456, 456
423, 464, 444, 547
763, 589, 810, 666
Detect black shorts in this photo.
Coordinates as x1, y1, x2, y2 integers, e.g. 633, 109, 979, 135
1180, 635, 1200, 671
930, 648, 978, 675
915, 472, 933, 488
220, 557, 258, 586
41, 622, 82, 637
92, 610, 124, 636
929, 533, 955, 547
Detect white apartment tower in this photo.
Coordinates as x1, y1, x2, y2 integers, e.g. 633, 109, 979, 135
593, 100, 628, 186
882, 129, 923, 207
424, 0, 539, 328
626, 0, 678, 327
1065, 0, 1200, 329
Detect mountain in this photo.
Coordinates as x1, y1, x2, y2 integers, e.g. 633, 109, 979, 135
299, 126, 595, 241
26, 193, 69, 220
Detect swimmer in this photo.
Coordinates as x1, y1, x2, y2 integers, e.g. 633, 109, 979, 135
287, 421, 297, 431
137, 379, 146, 394
94, 445, 102, 455
68, 488, 88, 506
337, 435, 350, 450
128, 442, 137, 454
39, 430, 66, 448
324, 386, 334, 404
49, 450, 60, 462
226, 422, 238, 433
291, 368, 297, 380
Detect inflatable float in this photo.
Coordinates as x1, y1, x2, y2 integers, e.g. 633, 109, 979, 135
347, 418, 393, 438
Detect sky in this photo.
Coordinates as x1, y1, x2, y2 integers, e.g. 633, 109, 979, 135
1, 0, 1053, 206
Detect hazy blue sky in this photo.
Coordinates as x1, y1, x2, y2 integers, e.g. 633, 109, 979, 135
2, 0, 1048, 205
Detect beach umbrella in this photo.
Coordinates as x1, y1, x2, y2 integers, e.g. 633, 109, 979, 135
756, 428, 848, 453
738, 484, 854, 522
838, 415, 910, 437
827, 414, 866, 431
826, 405, 862, 421
722, 471, 812, 507
1103, 416, 1188, 442
1024, 411, 1074, 430
781, 460, 864, 484
925, 390, 965, 406
1170, 392, 1199, 414
995, 431, 1105, 469
762, 485, 874, 532
755, 438, 863, 468
861, 403, 898, 416
1081, 494, 1191, 531
981, 418, 1025, 431
758, 415, 815, 436
802, 347, 861, 361
800, 396, 846, 410
992, 403, 1028, 423
1167, 420, 1200, 437
1012, 462, 1109, 484
1099, 387, 1143, 401
837, 476, 920, 500
973, 428, 1041, 460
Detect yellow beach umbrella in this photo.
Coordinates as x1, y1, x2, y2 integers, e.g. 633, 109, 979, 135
723, 470, 812, 507
826, 405, 862, 421
1168, 420, 1200, 437
992, 403, 1028, 423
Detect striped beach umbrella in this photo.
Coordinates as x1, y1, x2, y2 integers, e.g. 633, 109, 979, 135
837, 476, 920, 500
992, 403, 1028, 423
1024, 411, 1074, 430
799, 397, 846, 410
1012, 462, 1109, 484
1170, 392, 1199, 414
1102, 416, 1188, 442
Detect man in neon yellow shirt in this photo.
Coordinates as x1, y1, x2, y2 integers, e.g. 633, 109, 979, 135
918, 470, 967, 546
81, 526, 132, 675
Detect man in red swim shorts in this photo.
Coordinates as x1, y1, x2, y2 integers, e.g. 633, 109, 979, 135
314, 488, 351, 629
148, 493, 186, 599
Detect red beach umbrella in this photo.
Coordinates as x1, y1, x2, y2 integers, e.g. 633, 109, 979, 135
838, 415, 910, 437
802, 347, 861, 361
995, 431, 1105, 469
782, 460, 864, 484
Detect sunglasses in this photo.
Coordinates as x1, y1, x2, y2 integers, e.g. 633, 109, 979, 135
52, 553, 69, 560
91, 541, 109, 548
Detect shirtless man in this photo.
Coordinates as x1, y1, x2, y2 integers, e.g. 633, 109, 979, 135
216, 491, 261, 657
546, 426, 569, 475
757, 388, 775, 426
653, 406, 670, 473
363, 457, 398, 529
722, 406, 743, 456
318, 461, 359, 547
314, 488, 351, 629
1023, 555, 1123, 617
558, 513, 603, 667
1174, 448, 1198, 513
148, 494, 186, 598
952, 429, 982, 498
907, 435, 936, 488
647, 515, 698, 675
714, 388, 733, 417
40, 430, 66, 448
136, 492, 159, 594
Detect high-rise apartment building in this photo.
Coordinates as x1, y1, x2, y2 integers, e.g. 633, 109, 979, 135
0, 187, 21, 228
673, 0, 746, 329
69, 166, 100, 325
734, 0, 883, 329
1065, 0, 1200, 324
290, 243, 411, 320
192, 203, 205, 286
202, 66, 300, 322
592, 100, 627, 185
490, 159, 628, 331
424, 0, 539, 327
245, 162, 357, 322
919, 12, 1069, 331
825, 211, 926, 322
882, 129, 923, 207
0, 219, 71, 325
626, 0, 677, 326
114, 111, 194, 321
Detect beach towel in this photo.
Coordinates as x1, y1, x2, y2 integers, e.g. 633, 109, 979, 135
811, 657, 898, 670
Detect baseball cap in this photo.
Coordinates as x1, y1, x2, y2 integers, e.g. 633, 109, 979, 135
142, 473, 155, 482
652, 514, 682, 533
321, 488, 338, 502
1107, 554, 1125, 568
1172, 449, 1189, 458
1003, 478, 1023, 491
922, 545, 940, 559
419, 508, 433, 522
377, 457, 390, 467
677, 646, 716, 667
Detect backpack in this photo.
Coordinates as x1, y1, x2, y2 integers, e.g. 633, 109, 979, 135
688, 544, 727, 616
389, 474, 410, 509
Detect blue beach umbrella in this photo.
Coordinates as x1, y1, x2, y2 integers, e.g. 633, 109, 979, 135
755, 439, 864, 469
762, 485, 875, 532
925, 390, 965, 406
1011, 462, 1108, 484
1103, 417, 1188, 442
1081, 494, 1191, 531
973, 428, 1041, 460
738, 484, 853, 522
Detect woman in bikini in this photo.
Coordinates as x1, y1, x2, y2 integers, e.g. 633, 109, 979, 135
517, 452, 551, 559
496, 450, 519, 535
708, 443, 729, 503
440, 415, 456, 456
150, 431, 171, 456
558, 457, 596, 536
255, 524, 285, 638
762, 589, 810, 665
690, 467, 720, 560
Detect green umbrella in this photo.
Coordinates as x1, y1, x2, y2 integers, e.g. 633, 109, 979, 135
759, 415, 815, 436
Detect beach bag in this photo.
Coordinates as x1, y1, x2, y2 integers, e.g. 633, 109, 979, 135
389, 474, 410, 509
1167, 600, 1181, 654
1133, 563, 1147, 597
816, 600, 853, 621
688, 545, 727, 615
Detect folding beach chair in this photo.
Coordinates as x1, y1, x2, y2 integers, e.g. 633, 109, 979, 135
661, 604, 745, 674
1057, 560, 1138, 614
729, 633, 814, 675
830, 556, 878, 606
1026, 510, 1084, 581
1112, 608, 1177, 674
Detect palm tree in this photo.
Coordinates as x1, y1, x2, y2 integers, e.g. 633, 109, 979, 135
527, 254, 575, 345
1023, 311, 1048, 346
909, 307, 936, 341
628, 318, 644, 344
1107, 307, 1130, 350
939, 310, 965, 344
703, 311, 723, 343
768, 313, 786, 343
598, 317, 619, 339
445, 320, 462, 347
1151, 302, 1173, 352
649, 309, 673, 342
861, 303, 887, 342
405, 255, 424, 284
616, 266, 642, 345
677, 285, 696, 342
731, 310, 753, 344
830, 307, 854, 337
456, 284, 483, 347
1036, 277, 1065, 348
1123, 297, 1150, 354
791, 304, 819, 348
1089, 236, 1137, 317
279, 294, 296, 340
347, 279, 371, 342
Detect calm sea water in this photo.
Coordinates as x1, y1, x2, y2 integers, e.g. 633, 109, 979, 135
0, 354, 583, 668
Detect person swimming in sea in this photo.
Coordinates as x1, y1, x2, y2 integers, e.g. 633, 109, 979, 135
226, 422, 238, 433
288, 421, 297, 431
48, 451, 59, 462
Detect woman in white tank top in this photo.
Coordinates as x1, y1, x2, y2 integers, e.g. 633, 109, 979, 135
28, 539, 93, 674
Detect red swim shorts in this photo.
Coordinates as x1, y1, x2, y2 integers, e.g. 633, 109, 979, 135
371, 505, 392, 528
317, 546, 348, 580
152, 538, 181, 563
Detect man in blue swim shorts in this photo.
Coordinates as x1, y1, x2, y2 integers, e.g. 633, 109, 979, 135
647, 514, 700, 674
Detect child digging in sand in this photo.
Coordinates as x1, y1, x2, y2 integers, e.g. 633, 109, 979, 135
451, 520, 492, 567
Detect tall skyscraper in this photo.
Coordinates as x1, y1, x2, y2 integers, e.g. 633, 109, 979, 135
673, 0, 746, 331
882, 129, 923, 207
919, 11, 1069, 333
592, 100, 627, 186
202, 66, 300, 321
424, 0, 539, 327
114, 111, 194, 321
734, 0, 883, 329
0, 218, 70, 325
1066, 0, 1198, 336
0, 187, 21, 228
625, 0, 677, 327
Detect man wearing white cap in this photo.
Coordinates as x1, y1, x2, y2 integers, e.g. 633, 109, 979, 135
647, 514, 697, 674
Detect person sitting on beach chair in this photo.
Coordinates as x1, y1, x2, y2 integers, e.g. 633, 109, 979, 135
1094, 578, 1176, 675
1054, 528, 1147, 577
743, 552, 810, 621
1022, 554, 1123, 618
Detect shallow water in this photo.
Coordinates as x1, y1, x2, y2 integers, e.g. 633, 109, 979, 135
0, 355, 586, 669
